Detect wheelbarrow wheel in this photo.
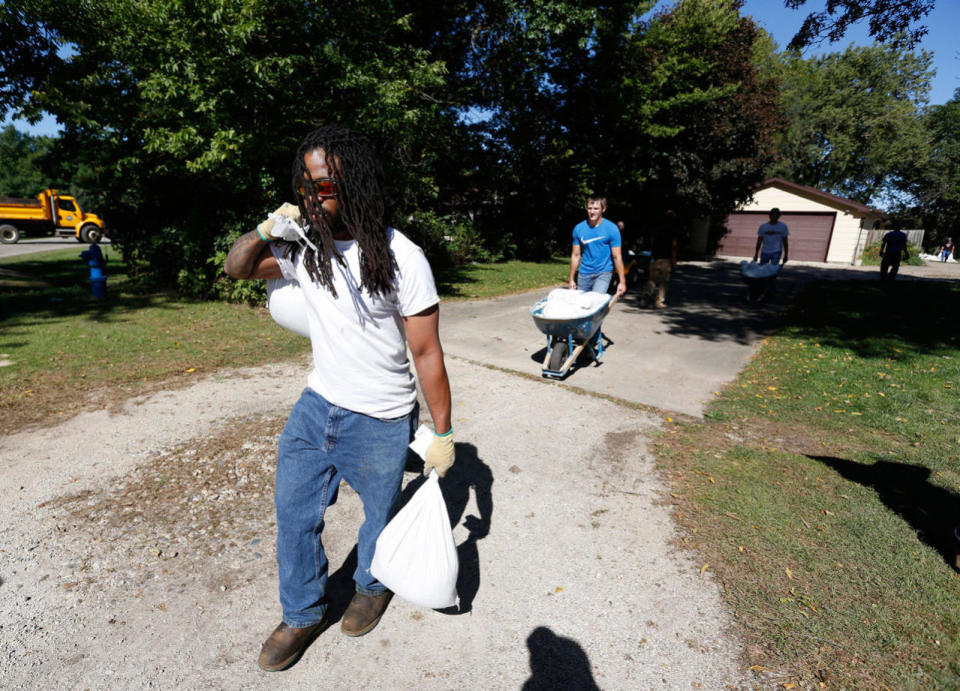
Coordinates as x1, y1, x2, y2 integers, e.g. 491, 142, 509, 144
548, 339, 568, 371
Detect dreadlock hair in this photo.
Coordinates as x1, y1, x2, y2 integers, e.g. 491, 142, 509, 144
287, 124, 395, 298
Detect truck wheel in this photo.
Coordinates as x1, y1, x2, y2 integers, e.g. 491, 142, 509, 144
80, 224, 102, 244
0, 224, 20, 244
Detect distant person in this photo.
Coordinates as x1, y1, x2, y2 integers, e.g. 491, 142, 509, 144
642, 210, 679, 309
940, 237, 955, 262
568, 196, 626, 296
879, 225, 909, 280
752, 208, 789, 266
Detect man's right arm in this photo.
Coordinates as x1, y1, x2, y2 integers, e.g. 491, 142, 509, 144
224, 231, 282, 279
568, 244, 581, 290
753, 236, 763, 261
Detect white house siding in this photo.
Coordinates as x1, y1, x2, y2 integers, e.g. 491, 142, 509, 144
742, 186, 870, 264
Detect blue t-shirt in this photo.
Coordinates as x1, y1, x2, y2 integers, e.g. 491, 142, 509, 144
573, 218, 621, 275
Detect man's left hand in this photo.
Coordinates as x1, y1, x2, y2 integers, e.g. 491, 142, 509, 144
616, 280, 627, 296
424, 430, 455, 477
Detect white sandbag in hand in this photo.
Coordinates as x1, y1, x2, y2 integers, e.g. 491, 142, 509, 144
371, 468, 459, 609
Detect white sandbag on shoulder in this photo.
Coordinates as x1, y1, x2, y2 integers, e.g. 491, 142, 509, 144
266, 278, 310, 338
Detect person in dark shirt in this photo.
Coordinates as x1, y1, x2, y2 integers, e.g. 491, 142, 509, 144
939, 237, 955, 262
879, 225, 909, 280
642, 210, 679, 309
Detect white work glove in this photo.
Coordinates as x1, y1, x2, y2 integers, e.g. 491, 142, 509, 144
256, 203, 302, 241
423, 429, 455, 478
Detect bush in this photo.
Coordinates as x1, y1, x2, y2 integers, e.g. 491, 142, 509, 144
394, 211, 501, 268
208, 226, 268, 305
860, 241, 924, 266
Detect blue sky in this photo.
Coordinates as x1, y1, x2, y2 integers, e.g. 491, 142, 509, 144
736, 0, 959, 105
4, 1, 958, 137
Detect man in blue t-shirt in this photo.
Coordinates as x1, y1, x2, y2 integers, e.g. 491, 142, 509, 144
879, 225, 909, 280
753, 208, 789, 265
568, 196, 626, 295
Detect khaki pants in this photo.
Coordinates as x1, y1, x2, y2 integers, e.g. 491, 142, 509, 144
644, 259, 672, 307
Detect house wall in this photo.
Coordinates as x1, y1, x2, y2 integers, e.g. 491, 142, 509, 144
742, 186, 868, 264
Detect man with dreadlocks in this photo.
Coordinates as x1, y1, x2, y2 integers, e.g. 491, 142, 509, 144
224, 125, 454, 672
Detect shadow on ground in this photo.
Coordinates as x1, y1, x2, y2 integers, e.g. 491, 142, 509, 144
521, 626, 600, 690
779, 279, 960, 360
811, 455, 960, 572
615, 262, 787, 346
616, 261, 960, 351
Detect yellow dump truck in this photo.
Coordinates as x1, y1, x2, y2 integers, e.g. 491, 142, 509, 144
0, 188, 107, 244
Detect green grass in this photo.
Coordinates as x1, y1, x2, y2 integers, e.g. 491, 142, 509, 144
657, 280, 960, 687
0, 249, 310, 428
435, 256, 567, 298
0, 250, 566, 429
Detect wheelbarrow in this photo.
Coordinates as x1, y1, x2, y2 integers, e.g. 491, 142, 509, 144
530, 291, 619, 379
740, 260, 781, 304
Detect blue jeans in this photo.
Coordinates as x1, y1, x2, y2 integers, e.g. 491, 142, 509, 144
275, 388, 418, 627
759, 250, 781, 265
577, 271, 612, 293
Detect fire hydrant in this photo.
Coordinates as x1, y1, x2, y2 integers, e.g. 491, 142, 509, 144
80, 243, 107, 299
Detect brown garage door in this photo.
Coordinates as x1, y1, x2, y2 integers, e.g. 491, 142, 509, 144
718, 212, 836, 262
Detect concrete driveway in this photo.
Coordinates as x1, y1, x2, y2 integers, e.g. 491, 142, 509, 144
440, 262, 780, 417
440, 258, 960, 417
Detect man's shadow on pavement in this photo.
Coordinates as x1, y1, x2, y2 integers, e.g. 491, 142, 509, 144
521, 626, 600, 690
810, 455, 960, 572
400, 441, 494, 613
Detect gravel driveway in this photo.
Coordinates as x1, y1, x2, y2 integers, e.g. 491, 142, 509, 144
1, 355, 749, 689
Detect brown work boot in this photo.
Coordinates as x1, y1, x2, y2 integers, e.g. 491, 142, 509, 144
340, 591, 393, 637
257, 617, 327, 672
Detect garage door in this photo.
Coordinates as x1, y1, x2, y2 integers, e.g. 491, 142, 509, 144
718, 212, 836, 262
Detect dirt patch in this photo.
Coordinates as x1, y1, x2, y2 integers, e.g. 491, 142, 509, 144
42, 415, 284, 596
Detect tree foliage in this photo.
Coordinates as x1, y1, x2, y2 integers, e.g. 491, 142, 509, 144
459, 0, 781, 256
4, 0, 456, 293
785, 0, 936, 50
2, 0, 785, 291
768, 41, 933, 204
905, 90, 960, 248
0, 125, 57, 198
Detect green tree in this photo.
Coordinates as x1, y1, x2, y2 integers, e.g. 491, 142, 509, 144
4, 0, 459, 294
769, 41, 933, 204
785, 0, 936, 50
459, 0, 782, 256
617, 0, 783, 224
905, 90, 960, 248
0, 126, 57, 197
2, 0, 791, 288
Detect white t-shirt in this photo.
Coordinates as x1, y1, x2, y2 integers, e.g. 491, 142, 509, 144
757, 221, 789, 254
271, 228, 439, 418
